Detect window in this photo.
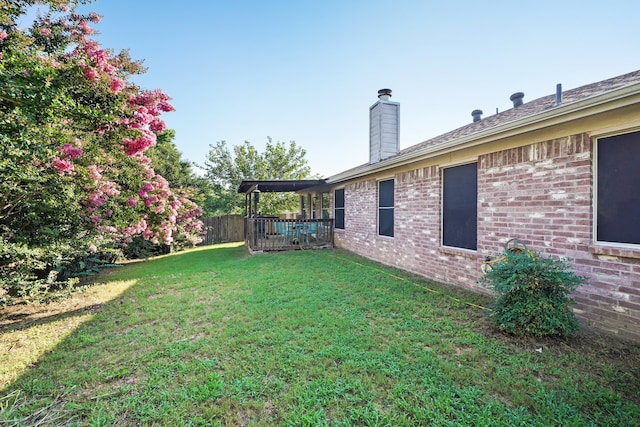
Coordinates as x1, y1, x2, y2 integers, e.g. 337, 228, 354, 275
321, 192, 330, 219
334, 189, 345, 229
442, 163, 477, 250
596, 130, 640, 246
300, 195, 308, 219
378, 179, 394, 237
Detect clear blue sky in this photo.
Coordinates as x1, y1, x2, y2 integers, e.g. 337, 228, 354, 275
29, 0, 640, 177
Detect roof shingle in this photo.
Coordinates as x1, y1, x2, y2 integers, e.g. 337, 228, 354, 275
329, 69, 640, 182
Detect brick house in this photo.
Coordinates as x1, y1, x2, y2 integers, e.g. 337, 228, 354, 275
303, 70, 640, 341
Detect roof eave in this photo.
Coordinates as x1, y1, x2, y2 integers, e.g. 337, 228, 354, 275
237, 179, 327, 194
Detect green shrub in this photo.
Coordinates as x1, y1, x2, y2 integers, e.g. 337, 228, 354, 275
0, 240, 122, 305
480, 250, 587, 337
122, 236, 170, 259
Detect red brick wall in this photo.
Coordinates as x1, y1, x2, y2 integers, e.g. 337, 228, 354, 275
477, 134, 592, 258
334, 165, 483, 293
334, 133, 640, 341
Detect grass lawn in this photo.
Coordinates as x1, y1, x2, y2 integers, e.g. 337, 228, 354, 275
1, 243, 639, 426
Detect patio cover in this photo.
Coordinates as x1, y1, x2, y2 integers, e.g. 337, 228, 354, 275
237, 179, 327, 194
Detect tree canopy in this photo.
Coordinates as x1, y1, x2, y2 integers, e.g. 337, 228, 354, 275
202, 138, 313, 216
0, 0, 203, 299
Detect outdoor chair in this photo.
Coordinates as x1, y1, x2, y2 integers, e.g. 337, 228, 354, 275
274, 221, 298, 245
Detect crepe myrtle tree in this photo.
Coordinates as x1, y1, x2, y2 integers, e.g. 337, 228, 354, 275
0, 0, 203, 300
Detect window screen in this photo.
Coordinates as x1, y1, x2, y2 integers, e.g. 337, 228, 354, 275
334, 189, 345, 229
597, 131, 640, 245
378, 179, 394, 237
442, 163, 477, 250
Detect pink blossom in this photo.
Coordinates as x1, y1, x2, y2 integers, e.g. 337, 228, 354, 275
60, 143, 83, 159
88, 13, 102, 23
87, 165, 102, 181
40, 28, 52, 37
86, 192, 105, 207
110, 78, 125, 94
143, 228, 154, 240
79, 20, 94, 36
103, 63, 116, 75
88, 244, 97, 253
84, 67, 98, 81
123, 131, 156, 156
97, 225, 118, 234
0, 30, 7, 41
158, 101, 174, 112
149, 118, 166, 132
129, 89, 174, 113
52, 158, 74, 175
99, 181, 120, 197
127, 197, 138, 207
163, 228, 173, 244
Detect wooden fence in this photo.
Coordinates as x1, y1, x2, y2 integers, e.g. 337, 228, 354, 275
199, 215, 245, 245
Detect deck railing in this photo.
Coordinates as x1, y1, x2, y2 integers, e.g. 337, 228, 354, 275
245, 218, 334, 252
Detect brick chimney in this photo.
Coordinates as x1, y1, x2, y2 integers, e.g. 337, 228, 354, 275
369, 89, 400, 164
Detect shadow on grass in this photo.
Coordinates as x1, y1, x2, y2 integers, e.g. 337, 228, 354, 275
1, 243, 251, 422
1, 305, 103, 334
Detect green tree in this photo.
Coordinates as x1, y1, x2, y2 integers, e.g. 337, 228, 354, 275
146, 130, 196, 188
0, 1, 203, 300
203, 138, 312, 215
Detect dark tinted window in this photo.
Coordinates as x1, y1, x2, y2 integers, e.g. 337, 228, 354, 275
442, 163, 477, 250
334, 189, 345, 229
379, 179, 394, 208
597, 131, 640, 245
378, 179, 394, 237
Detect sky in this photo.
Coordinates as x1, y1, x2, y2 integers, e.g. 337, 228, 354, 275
25, 0, 640, 177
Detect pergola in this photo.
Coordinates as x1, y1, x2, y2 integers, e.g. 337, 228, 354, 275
237, 179, 333, 252
237, 179, 327, 217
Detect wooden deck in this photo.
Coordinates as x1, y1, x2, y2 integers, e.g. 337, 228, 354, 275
245, 218, 334, 252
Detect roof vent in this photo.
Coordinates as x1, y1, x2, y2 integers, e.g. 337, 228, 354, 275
510, 92, 524, 107
554, 83, 562, 106
377, 88, 392, 101
471, 109, 483, 122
